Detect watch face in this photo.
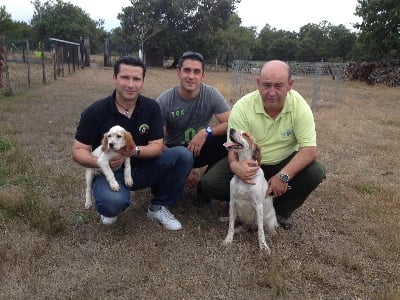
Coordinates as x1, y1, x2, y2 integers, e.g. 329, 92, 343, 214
280, 173, 289, 183
206, 126, 212, 135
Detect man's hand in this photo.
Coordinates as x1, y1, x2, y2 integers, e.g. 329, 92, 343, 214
230, 160, 259, 185
185, 168, 200, 188
187, 130, 207, 157
267, 174, 289, 197
108, 154, 125, 169
115, 147, 134, 157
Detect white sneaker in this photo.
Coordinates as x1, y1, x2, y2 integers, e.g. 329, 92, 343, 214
147, 206, 182, 231
100, 215, 117, 225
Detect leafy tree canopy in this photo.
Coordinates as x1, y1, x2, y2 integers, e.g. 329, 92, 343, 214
30, 0, 106, 51
355, 0, 400, 59
0, 6, 31, 43
118, 0, 240, 64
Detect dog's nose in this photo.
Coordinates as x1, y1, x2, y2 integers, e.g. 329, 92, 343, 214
109, 143, 114, 148
229, 128, 236, 135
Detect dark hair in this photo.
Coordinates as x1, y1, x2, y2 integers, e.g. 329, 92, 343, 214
114, 56, 146, 78
177, 51, 205, 70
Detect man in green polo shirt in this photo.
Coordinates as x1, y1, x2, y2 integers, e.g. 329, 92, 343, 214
201, 60, 326, 229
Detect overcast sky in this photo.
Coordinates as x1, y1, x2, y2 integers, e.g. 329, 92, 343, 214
3, 0, 361, 32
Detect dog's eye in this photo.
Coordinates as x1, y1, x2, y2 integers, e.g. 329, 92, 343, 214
116, 134, 122, 138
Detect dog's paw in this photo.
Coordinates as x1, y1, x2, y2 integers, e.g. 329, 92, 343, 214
218, 216, 229, 223
222, 237, 233, 245
84, 200, 92, 209
110, 181, 120, 191
260, 243, 271, 255
125, 177, 133, 187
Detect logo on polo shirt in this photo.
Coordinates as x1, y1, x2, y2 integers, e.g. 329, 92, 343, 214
138, 124, 149, 134
283, 129, 293, 137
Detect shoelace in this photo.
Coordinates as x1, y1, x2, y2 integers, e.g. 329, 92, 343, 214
160, 207, 175, 220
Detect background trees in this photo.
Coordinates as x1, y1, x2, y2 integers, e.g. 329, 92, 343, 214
117, 0, 240, 66
1, 0, 399, 64
30, 0, 107, 52
0, 6, 31, 44
354, 0, 400, 60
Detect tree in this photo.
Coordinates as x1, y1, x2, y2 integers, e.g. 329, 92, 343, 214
118, 0, 240, 65
298, 22, 331, 62
31, 0, 106, 52
254, 25, 299, 61
326, 24, 356, 61
0, 6, 31, 45
118, 0, 167, 60
354, 0, 400, 59
0, 6, 13, 35
215, 13, 257, 67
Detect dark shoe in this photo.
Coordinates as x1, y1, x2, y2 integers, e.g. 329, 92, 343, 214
276, 214, 293, 230
194, 184, 211, 207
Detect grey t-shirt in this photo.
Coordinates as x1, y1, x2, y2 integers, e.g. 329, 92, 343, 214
156, 83, 230, 146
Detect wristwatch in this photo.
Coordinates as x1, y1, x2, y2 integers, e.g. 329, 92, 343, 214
205, 126, 212, 137
279, 172, 290, 183
135, 146, 141, 157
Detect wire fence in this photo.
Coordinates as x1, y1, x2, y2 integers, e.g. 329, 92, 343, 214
231, 60, 347, 111
0, 38, 82, 96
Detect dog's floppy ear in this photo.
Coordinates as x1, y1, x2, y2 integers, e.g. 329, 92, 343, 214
101, 132, 109, 153
124, 130, 135, 153
252, 144, 262, 165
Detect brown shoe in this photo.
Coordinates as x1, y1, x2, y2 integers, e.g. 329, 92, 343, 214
276, 215, 293, 230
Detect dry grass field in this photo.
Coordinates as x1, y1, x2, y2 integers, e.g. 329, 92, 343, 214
0, 66, 399, 299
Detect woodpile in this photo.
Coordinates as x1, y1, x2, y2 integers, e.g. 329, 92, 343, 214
345, 60, 400, 87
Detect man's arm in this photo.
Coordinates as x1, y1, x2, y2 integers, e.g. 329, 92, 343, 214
71, 140, 98, 168
207, 111, 230, 136
72, 137, 164, 170
188, 111, 230, 155
115, 138, 164, 159
267, 146, 318, 197
280, 146, 318, 179
228, 151, 259, 185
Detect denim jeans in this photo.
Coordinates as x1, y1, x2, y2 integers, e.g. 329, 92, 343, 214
93, 146, 193, 217
167, 135, 227, 170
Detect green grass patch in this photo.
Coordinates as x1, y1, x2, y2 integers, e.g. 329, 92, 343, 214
0, 133, 65, 236
353, 183, 379, 195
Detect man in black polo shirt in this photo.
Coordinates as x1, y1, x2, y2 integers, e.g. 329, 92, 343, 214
72, 56, 193, 230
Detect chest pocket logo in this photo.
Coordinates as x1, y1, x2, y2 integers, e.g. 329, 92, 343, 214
139, 124, 149, 135
283, 129, 293, 137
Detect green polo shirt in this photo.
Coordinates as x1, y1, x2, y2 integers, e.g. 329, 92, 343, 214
229, 89, 317, 165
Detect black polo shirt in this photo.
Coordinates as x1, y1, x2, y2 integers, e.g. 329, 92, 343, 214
75, 90, 163, 153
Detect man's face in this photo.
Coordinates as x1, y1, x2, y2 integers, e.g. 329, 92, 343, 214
177, 59, 205, 95
113, 64, 144, 102
257, 66, 293, 111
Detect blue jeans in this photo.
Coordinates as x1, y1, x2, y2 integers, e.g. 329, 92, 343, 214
93, 146, 193, 217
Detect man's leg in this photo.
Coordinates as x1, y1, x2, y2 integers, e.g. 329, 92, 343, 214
193, 135, 227, 169
92, 168, 132, 223
133, 147, 193, 206
272, 160, 326, 218
133, 146, 193, 230
261, 156, 326, 228
200, 157, 233, 202
191, 135, 228, 205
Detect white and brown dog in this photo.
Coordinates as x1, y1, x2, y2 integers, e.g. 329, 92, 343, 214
223, 128, 279, 254
85, 125, 135, 209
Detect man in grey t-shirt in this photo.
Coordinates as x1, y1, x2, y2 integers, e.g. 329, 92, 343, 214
157, 52, 230, 204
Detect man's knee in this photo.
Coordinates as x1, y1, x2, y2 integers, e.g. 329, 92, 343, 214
200, 164, 231, 201
165, 146, 194, 167
305, 161, 326, 189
